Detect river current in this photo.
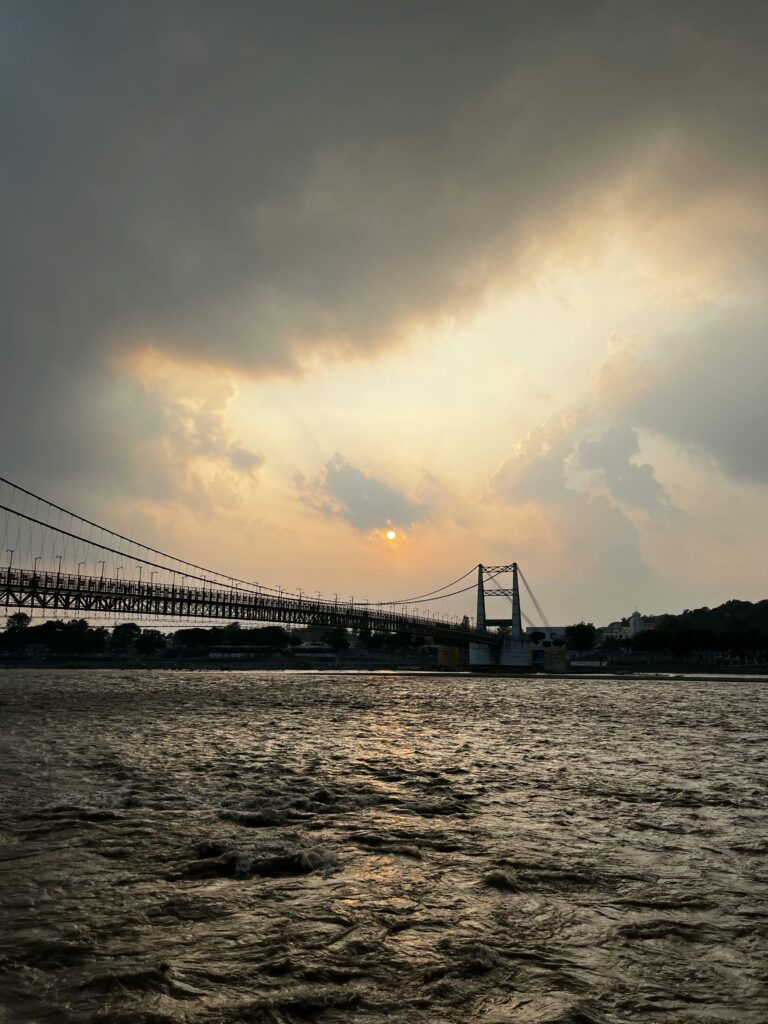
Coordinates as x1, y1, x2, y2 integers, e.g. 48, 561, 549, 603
0, 670, 765, 1023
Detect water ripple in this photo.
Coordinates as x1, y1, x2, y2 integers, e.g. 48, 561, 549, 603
0, 670, 765, 1023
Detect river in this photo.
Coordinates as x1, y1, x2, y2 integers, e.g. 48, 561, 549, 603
0, 670, 765, 1023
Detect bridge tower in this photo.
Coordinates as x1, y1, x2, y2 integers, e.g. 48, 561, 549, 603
469, 564, 495, 668
469, 562, 532, 671
475, 563, 486, 630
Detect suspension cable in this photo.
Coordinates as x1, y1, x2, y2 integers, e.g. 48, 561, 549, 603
0, 476, 270, 594
0, 476, 485, 608
0, 504, 243, 591
0, 503, 481, 632
518, 566, 549, 626
371, 564, 479, 606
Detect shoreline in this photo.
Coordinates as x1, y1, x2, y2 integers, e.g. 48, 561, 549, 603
1, 660, 767, 682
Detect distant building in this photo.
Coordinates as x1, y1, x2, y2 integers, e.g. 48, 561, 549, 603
290, 625, 330, 645
525, 626, 566, 647
601, 610, 651, 641
209, 645, 277, 660
525, 627, 567, 670
291, 642, 337, 663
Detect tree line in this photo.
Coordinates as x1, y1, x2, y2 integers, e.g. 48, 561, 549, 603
563, 599, 768, 656
0, 614, 431, 657
4, 598, 766, 659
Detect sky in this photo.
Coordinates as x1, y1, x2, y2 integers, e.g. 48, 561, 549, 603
2, 0, 767, 625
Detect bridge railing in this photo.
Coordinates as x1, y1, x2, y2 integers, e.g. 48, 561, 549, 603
1, 566, 484, 641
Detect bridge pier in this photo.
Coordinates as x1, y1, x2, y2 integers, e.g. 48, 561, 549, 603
468, 641, 496, 668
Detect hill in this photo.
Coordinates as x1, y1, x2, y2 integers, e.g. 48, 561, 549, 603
633, 599, 768, 654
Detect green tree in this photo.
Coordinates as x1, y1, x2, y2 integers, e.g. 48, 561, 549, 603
2, 611, 31, 652
112, 622, 141, 651
59, 619, 107, 654
320, 627, 350, 652
135, 629, 165, 655
243, 626, 290, 650
565, 622, 596, 651
5, 612, 30, 632
222, 622, 241, 644
173, 627, 216, 649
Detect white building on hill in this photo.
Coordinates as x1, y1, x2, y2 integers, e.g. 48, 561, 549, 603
601, 610, 650, 641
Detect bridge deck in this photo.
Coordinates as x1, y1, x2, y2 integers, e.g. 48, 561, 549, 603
1, 568, 495, 646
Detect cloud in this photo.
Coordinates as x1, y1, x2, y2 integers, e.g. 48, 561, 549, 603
4, 0, 768, 500
296, 454, 428, 531
75, 364, 264, 521
491, 413, 655, 617
491, 415, 583, 504
575, 424, 669, 510
490, 412, 669, 516
597, 313, 768, 486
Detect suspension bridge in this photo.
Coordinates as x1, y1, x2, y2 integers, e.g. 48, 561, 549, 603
0, 476, 548, 667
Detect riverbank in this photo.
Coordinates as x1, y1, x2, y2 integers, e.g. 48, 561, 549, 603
2, 656, 767, 681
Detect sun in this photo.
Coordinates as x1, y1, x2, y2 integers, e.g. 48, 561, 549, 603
386, 529, 397, 541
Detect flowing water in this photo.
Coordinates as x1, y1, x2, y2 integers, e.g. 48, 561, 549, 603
0, 670, 766, 1024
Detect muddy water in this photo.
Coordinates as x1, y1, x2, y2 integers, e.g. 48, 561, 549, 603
0, 671, 766, 1024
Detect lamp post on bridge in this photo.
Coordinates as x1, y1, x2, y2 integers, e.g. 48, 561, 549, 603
5, 549, 14, 574
55, 554, 62, 589
33, 556, 41, 578
77, 561, 84, 585
98, 561, 105, 584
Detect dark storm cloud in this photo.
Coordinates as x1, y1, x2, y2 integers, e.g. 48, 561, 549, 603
2, 0, 768, 495
576, 425, 669, 510
641, 318, 768, 486
599, 312, 768, 486
296, 454, 427, 531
